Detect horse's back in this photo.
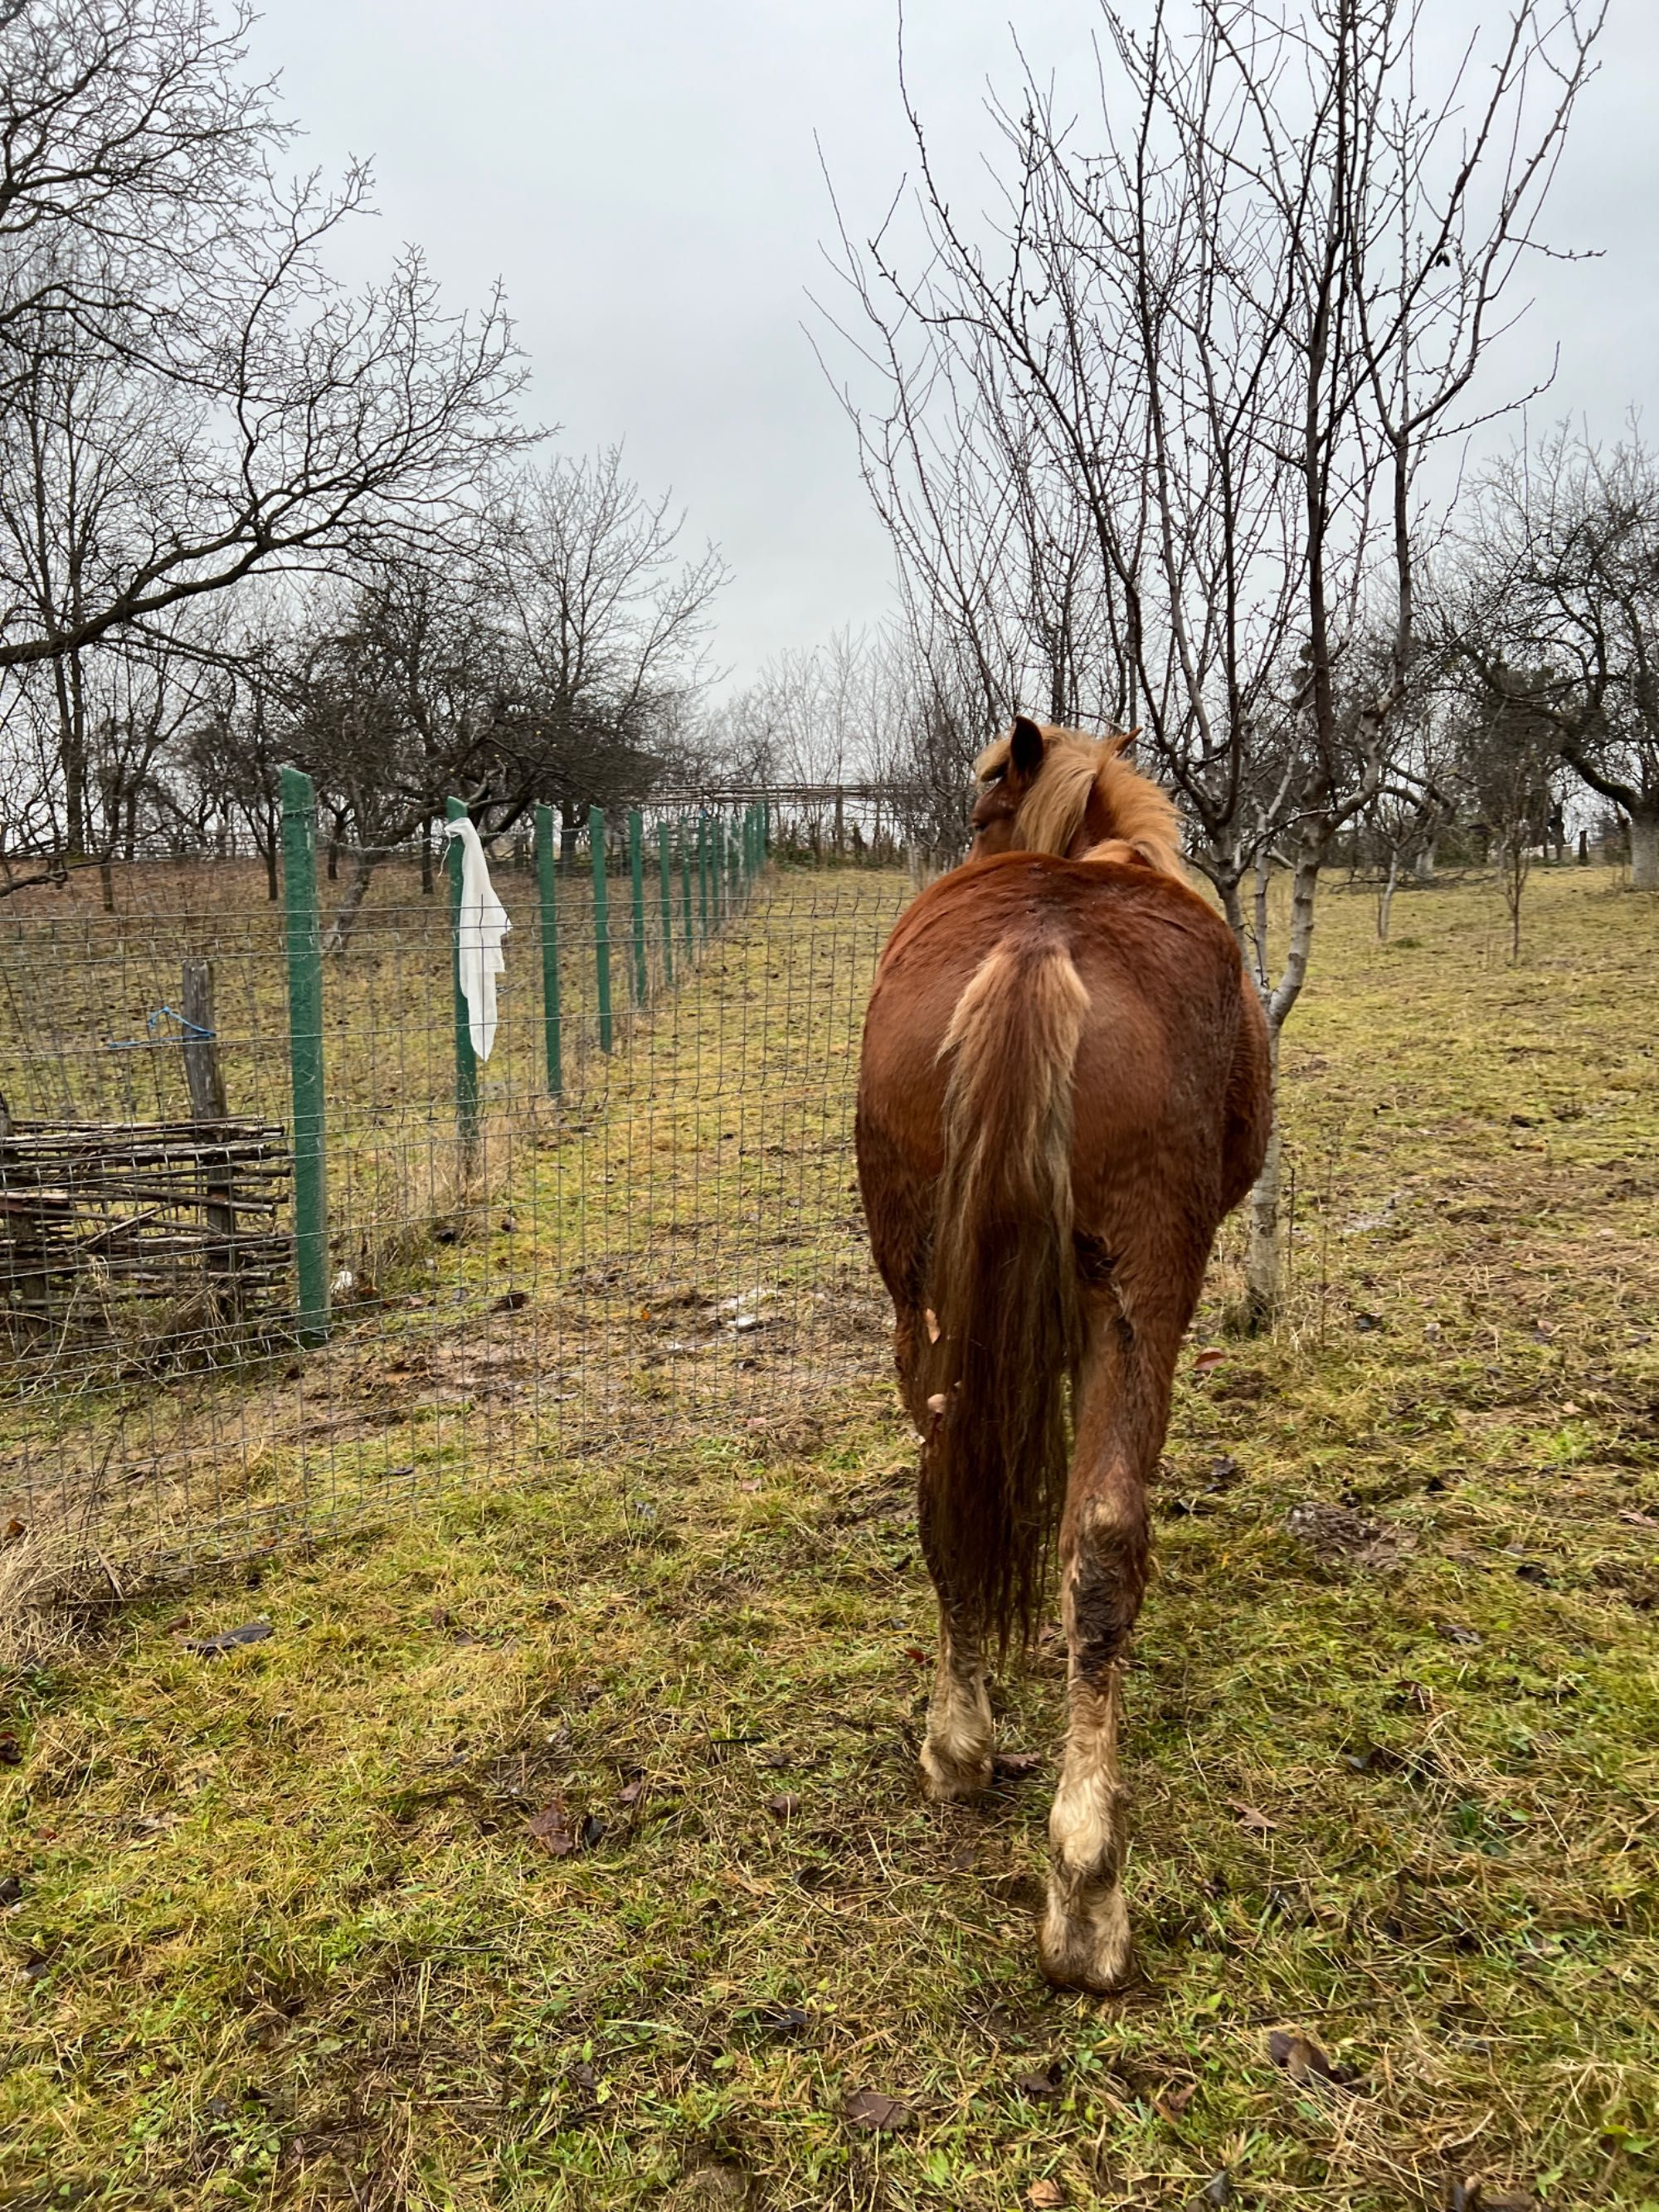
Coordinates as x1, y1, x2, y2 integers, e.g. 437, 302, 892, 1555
859, 851, 1253, 1190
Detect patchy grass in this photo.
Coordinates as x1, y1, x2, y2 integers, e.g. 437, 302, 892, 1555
2, 865, 1657, 2210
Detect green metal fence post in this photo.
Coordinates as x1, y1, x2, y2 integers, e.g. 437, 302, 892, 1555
280, 766, 329, 1344
628, 808, 648, 1007
445, 797, 480, 1162
682, 823, 694, 957
698, 813, 710, 940
534, 802, 562, 1095
591, 805, 614, 1052
657, 819, 674, 987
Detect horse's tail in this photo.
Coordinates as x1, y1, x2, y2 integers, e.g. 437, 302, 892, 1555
922, 936, 1088, 1655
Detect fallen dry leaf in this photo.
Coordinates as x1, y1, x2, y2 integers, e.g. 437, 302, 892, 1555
1028, 2182, 1067, 2210
995, 1750, 1044, 1780
1228, 1800, 1277, 1834
1157, 2078, 1199, 2119
1267, 2029, 1361, 2089
766, 1792, 800, 1821
844, 2088, 916, 2133
1014, 2064, 1062, 2101
526, 1801, 577, 1857
1194, 1348, 1227, 1372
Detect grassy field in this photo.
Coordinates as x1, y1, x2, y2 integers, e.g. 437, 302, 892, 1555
2, 864, 1657, 2210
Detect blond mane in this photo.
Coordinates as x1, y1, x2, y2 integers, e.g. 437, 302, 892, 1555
975, 723, 1185, 878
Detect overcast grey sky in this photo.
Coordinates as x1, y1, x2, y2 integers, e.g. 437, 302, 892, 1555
246, 1, 1659, 689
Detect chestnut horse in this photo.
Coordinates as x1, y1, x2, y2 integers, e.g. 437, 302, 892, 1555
855, 717, 1271, 1993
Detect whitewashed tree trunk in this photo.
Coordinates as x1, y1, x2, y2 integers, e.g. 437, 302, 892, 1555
1240, 821, 1325, 1329
1243, 1023, 1283, 1327
1414, 838, 1436, 882
1630, 807, 1659, 892
1377, 848, 1400, 939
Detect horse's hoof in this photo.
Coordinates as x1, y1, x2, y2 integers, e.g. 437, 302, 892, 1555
1038, 1884, 1133, 1995
920, 1738, 992, 1802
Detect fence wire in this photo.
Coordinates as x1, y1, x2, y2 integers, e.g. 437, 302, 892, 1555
0, 812, 917, 1578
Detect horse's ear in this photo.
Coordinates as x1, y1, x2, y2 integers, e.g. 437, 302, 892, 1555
1108, 726, 1141, 757
1010, 716, 1046, 777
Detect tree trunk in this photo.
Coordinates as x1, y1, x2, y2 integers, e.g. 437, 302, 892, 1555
420, 818, 435, 895
324, 850, 377, 954
1377, 849, 1399, 940
1504, 842, 1527, 961
1414, 838, 1436, 882
1243, 1023, 1282, 1330
1630, 807, 1659, 892
1238, 817, 1326, 1331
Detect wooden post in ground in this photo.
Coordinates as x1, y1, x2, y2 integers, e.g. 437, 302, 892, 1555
181, 956, 237, 1313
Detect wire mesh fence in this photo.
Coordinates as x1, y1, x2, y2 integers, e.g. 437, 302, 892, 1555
1, 797, 917, 1581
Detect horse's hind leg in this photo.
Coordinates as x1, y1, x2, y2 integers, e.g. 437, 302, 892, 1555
917, 1467, 995, 1801
1039, 1286, 1180, 1994
893, 1308, 994, 1799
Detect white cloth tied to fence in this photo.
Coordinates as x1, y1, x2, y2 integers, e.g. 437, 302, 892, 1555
442, 818, 511, 1062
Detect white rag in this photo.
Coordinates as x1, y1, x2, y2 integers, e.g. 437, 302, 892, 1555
442, 817, 511, 1062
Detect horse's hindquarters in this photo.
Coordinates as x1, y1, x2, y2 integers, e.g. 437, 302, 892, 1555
854, 852, 1271, 1995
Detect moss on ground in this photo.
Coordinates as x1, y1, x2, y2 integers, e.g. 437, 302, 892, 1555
2, 865, 1657, 2210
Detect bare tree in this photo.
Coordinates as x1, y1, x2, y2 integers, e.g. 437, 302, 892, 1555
278, 554, 510, 950
0, 310, 182, 851
1460, 424, 1659, 890
0, 0, 277, 373
1362, 757, 1450, 940
823, 0, 1602, 1320
495, 449, 727, 858
0, 0, 532, 683
1449, 665, 1562, 959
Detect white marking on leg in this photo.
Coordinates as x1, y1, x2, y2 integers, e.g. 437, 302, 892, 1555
920, 1619, 993, 1801
1041, 1672, 1132, 1991
1048, 1677, 1120, 1873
